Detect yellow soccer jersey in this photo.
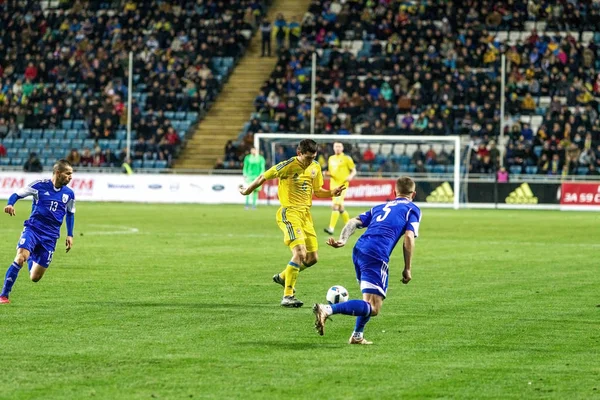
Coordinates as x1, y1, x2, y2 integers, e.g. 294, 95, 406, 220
264, 157, 324, 208
328, 153, 356, 187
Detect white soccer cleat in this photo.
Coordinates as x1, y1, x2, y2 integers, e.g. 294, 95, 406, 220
281, 296, 303, 308
348, 336, 373, 345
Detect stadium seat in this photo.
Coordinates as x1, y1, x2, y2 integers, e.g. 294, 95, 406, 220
11, 157, 23, 166
577, 167, 588, 175
2, 138, 14, 147
83, 139, 96, 149
13, 139, 25, 148
61, 120, 72, 130
155, 160, 168, 169
433, 165, 446, 174
186, 112, 198, 121
6, 148, 18, 158
525, 166, 538, 174
43, 129, 56, 139
31, 129, 43, 138
143, 160, 156, 168
509, 165, 523, 175
132, 160, 143, 169
175, 112, 186, 120
66, 130, 79, 140
55, 129, 67, 139
0, 158, 10, 166
72, 120, 86, 129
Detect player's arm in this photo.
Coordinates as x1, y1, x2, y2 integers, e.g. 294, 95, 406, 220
313, 166, 345, 198
326, 217, 363, 248
347, 166, 357, 182
347, 156, 357, 181
4, 184, 39, 216
65, 198, 76, 253
239, 160, 282, 195
402, 230, 415, 284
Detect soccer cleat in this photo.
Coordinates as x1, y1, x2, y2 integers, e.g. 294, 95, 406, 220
349, 336, 373, 345
312, 303, 330, 336
323, 228, 334, 235
0, 296, 10, 304
281, 296, 303, 308
272, 274, 295, 294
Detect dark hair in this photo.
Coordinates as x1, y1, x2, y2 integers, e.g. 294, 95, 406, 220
297, 139, 318, 154
53, 159, 72, 174
396, 176, 416, 196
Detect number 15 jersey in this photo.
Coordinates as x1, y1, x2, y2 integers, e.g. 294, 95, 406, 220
16, 179, 76, 240
355, 198, 421, 262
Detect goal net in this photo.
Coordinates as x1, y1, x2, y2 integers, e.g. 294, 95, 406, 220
254, 133, 461, 209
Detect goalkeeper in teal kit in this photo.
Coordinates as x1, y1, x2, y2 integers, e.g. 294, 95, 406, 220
242, 147, 266, 209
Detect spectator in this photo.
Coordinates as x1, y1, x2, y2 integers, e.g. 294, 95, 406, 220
261, 20, 272, 56
23, 153, 43, 173
273, 14, 288, 52
497, 167, 509, 182
66, 149, 81, 167
588, 164, 600, 176
0, 142, 6, 158
80, 148, 93, 167
104, 149, 119, 167
92, 150, 105, 167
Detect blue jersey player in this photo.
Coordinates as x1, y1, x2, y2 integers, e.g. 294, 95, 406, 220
313, 176, 421, 344
1, 160, 75, 304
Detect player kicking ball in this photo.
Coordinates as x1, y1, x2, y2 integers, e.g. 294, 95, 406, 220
0, 160, 76, 304
240, 139, 345, 307
313, 176, 420, 344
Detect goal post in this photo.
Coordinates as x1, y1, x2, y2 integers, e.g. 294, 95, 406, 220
254, 133, 461, 210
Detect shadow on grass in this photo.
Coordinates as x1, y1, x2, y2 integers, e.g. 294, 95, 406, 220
237, 341, 341, 349
80, 301, 267, 310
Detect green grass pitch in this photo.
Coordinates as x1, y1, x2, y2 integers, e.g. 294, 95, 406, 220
0, 203, 598, 399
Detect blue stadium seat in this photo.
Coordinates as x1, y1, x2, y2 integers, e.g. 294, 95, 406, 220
143, 160, 156, 168
577, 167, 589, 175
77, 130, 89, 140
446, 165, 455, 173
132, 160, 143, 169
186, 112, 198, 121
61, 120, 72, 130
164, 111, 175, 120
6, 148, 18, 158
525, 166, 538, 174
11, 157, 23, 166
13, 139, 25, 147
0, 158, 10, 166
66, 130, 79, 140
83, 139, 96, 149
175, 111, 186, 120
107, 140, 121, 151
116, 130, 127, 140
49, 139, 63, 148
533, 146, 542, 158
509, 165, 523, 175
72, 120, 86, 129
20, 129, 32, 139
155, 160, 168, 169
70, 139, 83, 149
98, 139, 110, 149
55, 129, 67, 139
44, 129, 57, 139
2, 138, 14, 147
433, 165, 446, 173
31, 129, 43, 138
27, 139, 39, 148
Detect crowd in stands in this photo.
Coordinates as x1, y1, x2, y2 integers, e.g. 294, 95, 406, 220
0, 0, 267, 169
222, 0, 600, 177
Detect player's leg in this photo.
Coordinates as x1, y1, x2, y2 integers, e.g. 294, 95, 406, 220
339, 204, 350, 225
301, 211, 319, 271
251, 190, 258, 209
325, 202, 340, 235
274, 207, 306, 307
28, 244, 54, 282
349, 293, 383, 345
1, 248, 31, 303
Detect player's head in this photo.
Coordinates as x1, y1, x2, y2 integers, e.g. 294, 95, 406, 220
395, 176, 416, 200
296, 139, 318, 168
52, 159, 73, 188
333, 142, 344, 155
250, 147, 258, 155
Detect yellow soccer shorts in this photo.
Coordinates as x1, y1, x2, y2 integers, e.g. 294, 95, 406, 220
331, 180, 348, 206
276, 207, 318, 252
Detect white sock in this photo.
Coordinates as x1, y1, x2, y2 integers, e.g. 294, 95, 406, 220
324, 305, 333, 315
352, 331, 364, 339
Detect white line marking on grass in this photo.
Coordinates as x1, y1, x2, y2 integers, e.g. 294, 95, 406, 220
84, 225, 140, 235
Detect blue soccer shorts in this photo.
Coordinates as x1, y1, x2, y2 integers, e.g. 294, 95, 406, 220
16, 227, 56, 268
352, 248, 389, 299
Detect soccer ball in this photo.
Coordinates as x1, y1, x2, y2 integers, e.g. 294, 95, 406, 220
326, 286, 349, 304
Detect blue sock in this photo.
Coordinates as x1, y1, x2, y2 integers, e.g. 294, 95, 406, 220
1, 262, 22, 298
27, 259, 33, 272
331, 300, 371, 317
354, 315, 371, 333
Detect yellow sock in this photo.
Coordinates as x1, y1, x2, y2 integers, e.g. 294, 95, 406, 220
284, 262, 300, 297
341, 210, 350, 224
329, 210, 340, 231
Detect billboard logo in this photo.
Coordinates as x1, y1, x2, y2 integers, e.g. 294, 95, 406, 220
506, 183, 538, 204
426, 182, 453, 203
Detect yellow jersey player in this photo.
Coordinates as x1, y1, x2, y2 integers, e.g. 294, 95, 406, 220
239, 139, 345, 307
324, 142, 356, 235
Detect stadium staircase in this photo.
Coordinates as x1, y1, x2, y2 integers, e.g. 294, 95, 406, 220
175, 0, 311, 170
